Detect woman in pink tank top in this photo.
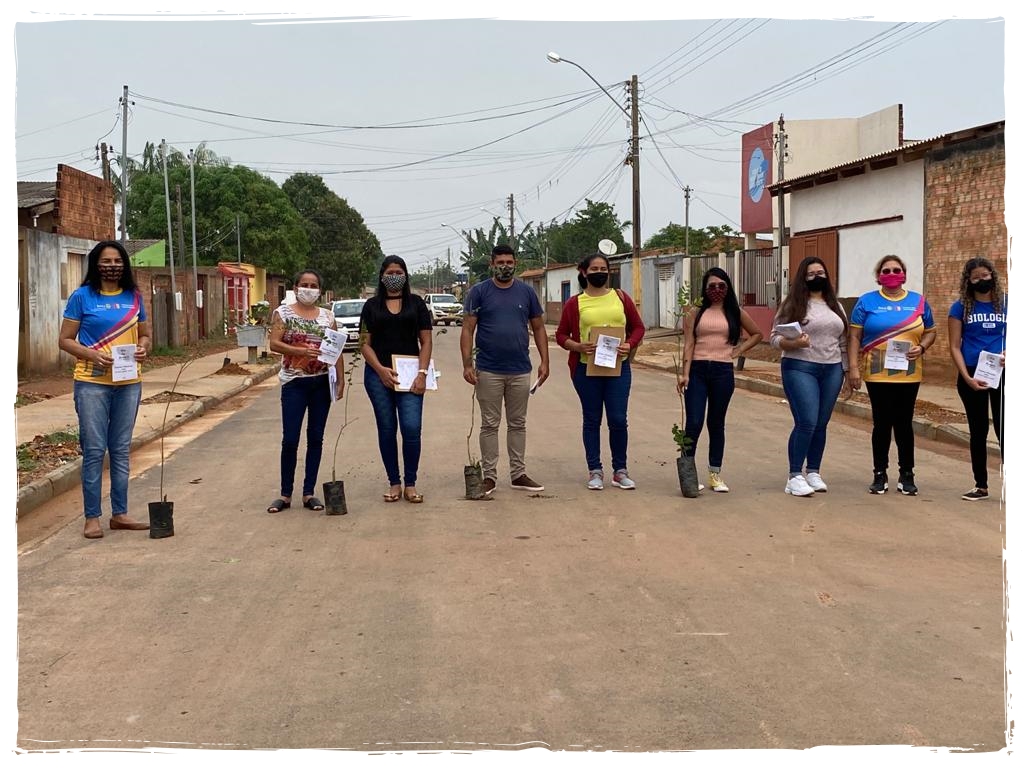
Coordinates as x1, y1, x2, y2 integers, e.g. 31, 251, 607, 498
676, 267, 762, 493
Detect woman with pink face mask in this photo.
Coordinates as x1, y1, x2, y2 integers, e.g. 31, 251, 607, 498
266, 268, 343, 514
848, 255, 936, 496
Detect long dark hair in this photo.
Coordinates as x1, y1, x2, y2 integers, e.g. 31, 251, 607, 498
778, 256, 848, 333
577, 254, 610, 291
958, 257, 1003, 318
82, 240, 137, 293
692, 267, 740, 346
373, 254, 413, 309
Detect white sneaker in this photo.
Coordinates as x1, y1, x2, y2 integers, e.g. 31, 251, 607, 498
587, 470, 604, 491
708, 472, 729, 492
612, 469, 636, 490
785, 475, 815, 497
805, 472, 828, 492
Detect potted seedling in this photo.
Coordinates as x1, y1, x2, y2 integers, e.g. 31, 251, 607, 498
322, 349, 361, 516
149, 356, 198, 538
464, 388, 485, 500
671, 282, 700, 498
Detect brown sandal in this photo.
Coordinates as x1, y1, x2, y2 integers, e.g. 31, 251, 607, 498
383, 492, 401, 502
403, 489, 424, 504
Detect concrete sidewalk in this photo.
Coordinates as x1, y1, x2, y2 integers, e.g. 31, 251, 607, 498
631, 329, 1001, 459
15, 348, 281, 518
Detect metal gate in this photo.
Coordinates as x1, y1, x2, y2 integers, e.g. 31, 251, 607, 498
737, 247, 780, 306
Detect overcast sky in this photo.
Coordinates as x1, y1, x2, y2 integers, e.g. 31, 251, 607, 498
10, 7, 1007, 274
3, 4, 1022, 761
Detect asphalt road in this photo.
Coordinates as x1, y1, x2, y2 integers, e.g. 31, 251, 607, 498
16, 330, 1006, 752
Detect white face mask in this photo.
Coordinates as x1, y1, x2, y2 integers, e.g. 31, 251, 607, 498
296, 287, 321, 305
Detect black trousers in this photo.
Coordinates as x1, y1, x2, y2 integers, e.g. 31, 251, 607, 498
957, 365, 1004, 489
865, 382, 921, 473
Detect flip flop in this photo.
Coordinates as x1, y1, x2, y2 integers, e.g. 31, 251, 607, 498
303, 497, 325, 511
267, 498, 291, 514
383, 492, 401, 502
403, 489, 424, 504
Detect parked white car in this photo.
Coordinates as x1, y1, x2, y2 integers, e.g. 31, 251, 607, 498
331, 299, 367, 351
423, 293, 463, 326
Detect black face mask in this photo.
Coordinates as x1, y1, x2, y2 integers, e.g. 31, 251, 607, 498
971, 278, 994, 294
98, 264, 124, 282
805, 276, 828, 292
586, 272, 609, 288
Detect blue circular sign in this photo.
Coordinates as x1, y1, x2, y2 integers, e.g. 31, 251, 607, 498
748, 147, 768, 203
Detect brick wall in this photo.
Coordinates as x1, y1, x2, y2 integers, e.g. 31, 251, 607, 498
924, 132, 1006, 364
54, 165, 115, 242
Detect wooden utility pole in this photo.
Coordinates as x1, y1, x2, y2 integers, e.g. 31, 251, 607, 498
630, 75, 642, 309
100, 143, 111, 184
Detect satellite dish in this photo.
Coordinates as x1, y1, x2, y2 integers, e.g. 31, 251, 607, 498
597, 239, 617, 256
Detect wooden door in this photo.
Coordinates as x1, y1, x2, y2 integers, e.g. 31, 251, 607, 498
788, 231, 838, 291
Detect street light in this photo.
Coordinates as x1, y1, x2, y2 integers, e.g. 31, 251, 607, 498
547, 51, 642, 310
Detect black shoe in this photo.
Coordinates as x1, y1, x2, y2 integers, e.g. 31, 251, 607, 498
897, 470, 918, 496
869, 470, 888, 495
962, 487, 989, 501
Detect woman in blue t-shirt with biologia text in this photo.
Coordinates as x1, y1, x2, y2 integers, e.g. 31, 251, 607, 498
59, 241, 153, 540
948, 257, 1006, 502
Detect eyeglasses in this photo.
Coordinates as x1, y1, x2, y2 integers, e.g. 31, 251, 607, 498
806, 271, 827, 278
706, 282, 727, 289
880, 267, 904, 275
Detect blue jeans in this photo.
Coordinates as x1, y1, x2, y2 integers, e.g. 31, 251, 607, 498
781, 358, 844, 475
73, 381, 142, 519
683, 360, 735, 471
364, 367, 424, 486
280, 375, 333, 497
571, 361, 632, 472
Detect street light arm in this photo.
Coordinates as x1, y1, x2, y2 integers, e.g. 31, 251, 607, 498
548, 53, 630, 119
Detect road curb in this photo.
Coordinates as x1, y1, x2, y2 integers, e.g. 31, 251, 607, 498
631, 356, 999, 460
15, 363, 280, 522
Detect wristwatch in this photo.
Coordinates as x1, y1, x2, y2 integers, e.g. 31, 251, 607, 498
418, 369, 428, 375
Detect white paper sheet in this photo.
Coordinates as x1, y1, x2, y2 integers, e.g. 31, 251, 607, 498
593, 334, 621, 368
328, 365, 339, 401
884, 340, 911, 371
317, 328, 345, 365
974, 350, 1003, 389
111, 344, 138, 382
394, 357, 439, 391
774, 321, 803, 340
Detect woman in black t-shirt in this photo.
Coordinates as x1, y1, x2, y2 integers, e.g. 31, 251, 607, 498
360, 256, 434, 503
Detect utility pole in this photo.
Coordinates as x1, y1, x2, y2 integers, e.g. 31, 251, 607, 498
774, 113, 788, 307
683, 185, 692, 257
175, 184, 190, 343
447, 247, 451, 291
630, 74, 642, 310
160, 139, 177, 296
775, 113, 787, 247
99, 143, 111, 184
236, 214, 242, 266
119, 85, 129, 244
188, 149, 199, 315
508, 193, 516, 250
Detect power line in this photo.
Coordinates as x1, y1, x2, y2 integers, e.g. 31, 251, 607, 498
693, 195, 739, 228
16, 107, 112, 139
130, 88, 602, 131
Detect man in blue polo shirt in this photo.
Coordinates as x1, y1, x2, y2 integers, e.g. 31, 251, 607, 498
461, 244, 550, 495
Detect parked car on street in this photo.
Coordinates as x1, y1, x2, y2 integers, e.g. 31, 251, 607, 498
423, 293, 463, 325
331, 298, 367, 351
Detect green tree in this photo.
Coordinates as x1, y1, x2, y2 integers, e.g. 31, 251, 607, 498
545, 200, 628, 266
281, 173, 383, 296
124, 155, 310, 278
643, 222, 739, 255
